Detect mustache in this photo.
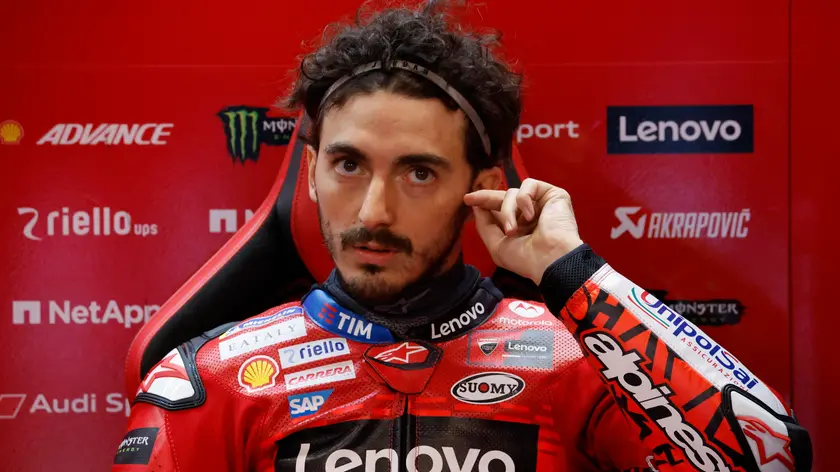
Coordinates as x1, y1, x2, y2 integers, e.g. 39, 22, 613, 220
340, 227, 413, 254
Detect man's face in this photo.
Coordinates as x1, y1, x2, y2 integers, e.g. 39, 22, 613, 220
308, 90, 499, 304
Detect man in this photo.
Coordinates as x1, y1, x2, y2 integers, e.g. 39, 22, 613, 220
113, 2, 811, 471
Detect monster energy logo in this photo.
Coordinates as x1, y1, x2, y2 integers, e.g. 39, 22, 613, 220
217, 106, 296, 163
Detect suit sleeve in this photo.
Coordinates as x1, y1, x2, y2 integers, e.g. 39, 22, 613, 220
540, 244, 813, 472
112, 345, 261, 471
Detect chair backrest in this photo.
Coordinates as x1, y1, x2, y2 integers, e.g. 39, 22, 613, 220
123, 113, 533, 397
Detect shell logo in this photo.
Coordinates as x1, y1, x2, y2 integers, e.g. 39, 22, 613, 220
237, 355, 279, 393
0, 120, 24, 145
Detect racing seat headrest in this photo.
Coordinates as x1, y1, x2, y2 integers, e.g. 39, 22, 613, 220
124, 113, 534, 397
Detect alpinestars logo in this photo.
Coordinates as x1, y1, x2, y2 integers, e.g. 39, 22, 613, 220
217, 106, 296, 163
584, 331, 731, 472
611, 206, 750, 240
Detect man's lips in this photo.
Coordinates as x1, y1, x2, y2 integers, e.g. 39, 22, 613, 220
353, 243, 396, 253
351, 244, 400, 264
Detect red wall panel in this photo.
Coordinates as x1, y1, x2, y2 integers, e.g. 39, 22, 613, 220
0, 0, 832, 470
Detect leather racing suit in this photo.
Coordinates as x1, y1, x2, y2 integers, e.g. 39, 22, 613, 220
112, 245, 812, 471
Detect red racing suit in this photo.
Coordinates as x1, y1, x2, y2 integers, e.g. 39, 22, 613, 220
113, 245, 811, 471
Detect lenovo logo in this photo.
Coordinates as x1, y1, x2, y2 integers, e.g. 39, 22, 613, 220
607, 105, 753, 154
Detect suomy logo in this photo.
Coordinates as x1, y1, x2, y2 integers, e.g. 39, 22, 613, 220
607, 105, 753, 154
18, 207, 158, 241
37, 123, 173, 146
610, 207, 750, 240
451, 372, 525, 405
584, 331, 731, 472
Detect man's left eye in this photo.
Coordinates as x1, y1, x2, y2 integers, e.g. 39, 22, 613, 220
408, 168, 435, 184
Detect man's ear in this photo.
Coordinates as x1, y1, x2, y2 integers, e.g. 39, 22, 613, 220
306, 144, 317, 203
472, 166, 503, 192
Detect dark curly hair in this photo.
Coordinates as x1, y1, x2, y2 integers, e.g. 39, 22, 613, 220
283, 0, 522, 171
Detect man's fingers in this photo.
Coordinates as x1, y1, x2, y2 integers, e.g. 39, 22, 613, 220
471, 206, 505, 256
517, 179, 538, 221
500, 189, 520, 233
463, 189, 505, 211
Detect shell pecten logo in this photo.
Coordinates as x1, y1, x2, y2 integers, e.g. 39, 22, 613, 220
238, 355, 279, 393
0, 120, 23, 145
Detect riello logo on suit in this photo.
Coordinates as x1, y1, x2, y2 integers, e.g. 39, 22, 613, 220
606, 105, 754, 154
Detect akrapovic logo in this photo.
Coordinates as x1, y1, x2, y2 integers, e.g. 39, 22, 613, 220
611, 207, 750, 240
607, 105, 753, 154
584, 331, 731, 472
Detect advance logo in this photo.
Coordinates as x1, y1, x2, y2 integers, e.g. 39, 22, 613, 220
607, 105, 753, 154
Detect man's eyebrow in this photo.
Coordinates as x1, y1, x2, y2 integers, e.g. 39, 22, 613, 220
323, 142, 451, 169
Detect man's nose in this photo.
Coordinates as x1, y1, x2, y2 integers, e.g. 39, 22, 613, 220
358, 177, 395, 229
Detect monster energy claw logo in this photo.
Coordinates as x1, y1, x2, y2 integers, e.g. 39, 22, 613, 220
217, 106, 296, 163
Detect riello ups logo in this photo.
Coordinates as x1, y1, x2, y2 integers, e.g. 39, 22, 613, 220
607, 105, 754, 154
217, 106, 296, 163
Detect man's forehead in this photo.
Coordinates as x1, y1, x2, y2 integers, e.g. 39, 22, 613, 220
319, 92, 468, 164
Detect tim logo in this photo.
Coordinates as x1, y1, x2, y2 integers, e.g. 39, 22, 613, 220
607, 105, 754, 154
217, 106, 295, 163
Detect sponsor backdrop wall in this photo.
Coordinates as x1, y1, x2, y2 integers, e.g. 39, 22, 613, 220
0, 0, 836, 470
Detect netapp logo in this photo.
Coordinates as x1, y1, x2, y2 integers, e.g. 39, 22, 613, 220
607, 105, 753, 154
12, 300, 159, 328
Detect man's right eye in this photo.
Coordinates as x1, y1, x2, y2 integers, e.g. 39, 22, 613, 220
334, 159, 362, 176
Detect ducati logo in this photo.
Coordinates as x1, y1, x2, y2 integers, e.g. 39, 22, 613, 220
477, 339, 499, 356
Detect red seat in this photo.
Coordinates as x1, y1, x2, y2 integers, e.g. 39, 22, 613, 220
124, 113, 535, 398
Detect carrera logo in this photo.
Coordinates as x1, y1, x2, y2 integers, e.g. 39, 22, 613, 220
451, 372, 525, 405
283, 360, 356, 391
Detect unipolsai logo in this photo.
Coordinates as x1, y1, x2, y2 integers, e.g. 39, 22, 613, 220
217, 106, 296, 163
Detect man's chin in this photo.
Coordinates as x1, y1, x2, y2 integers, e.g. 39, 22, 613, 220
337, 268, 409, 305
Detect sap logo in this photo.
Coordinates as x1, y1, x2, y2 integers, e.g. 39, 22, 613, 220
209, 209, 255, 234
217, 107, 295, 163
288, 389, 333, 419
584, 331, 731, 472
280, 338, 349, 369
18, 207, 158, 241
12, 300, 159, 328
37, 123, 173, 146
516, 122, 580, 143
607, 105, 753, 154
295, 443, 515, 472
451, 372, 525, 405
610, 207, 751, 240
430, 302, 486, 339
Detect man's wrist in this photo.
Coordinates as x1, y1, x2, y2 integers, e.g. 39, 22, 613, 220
530, 237, 585, 285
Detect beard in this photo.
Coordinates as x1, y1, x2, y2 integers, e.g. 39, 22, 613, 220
318, 201, 471, 306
